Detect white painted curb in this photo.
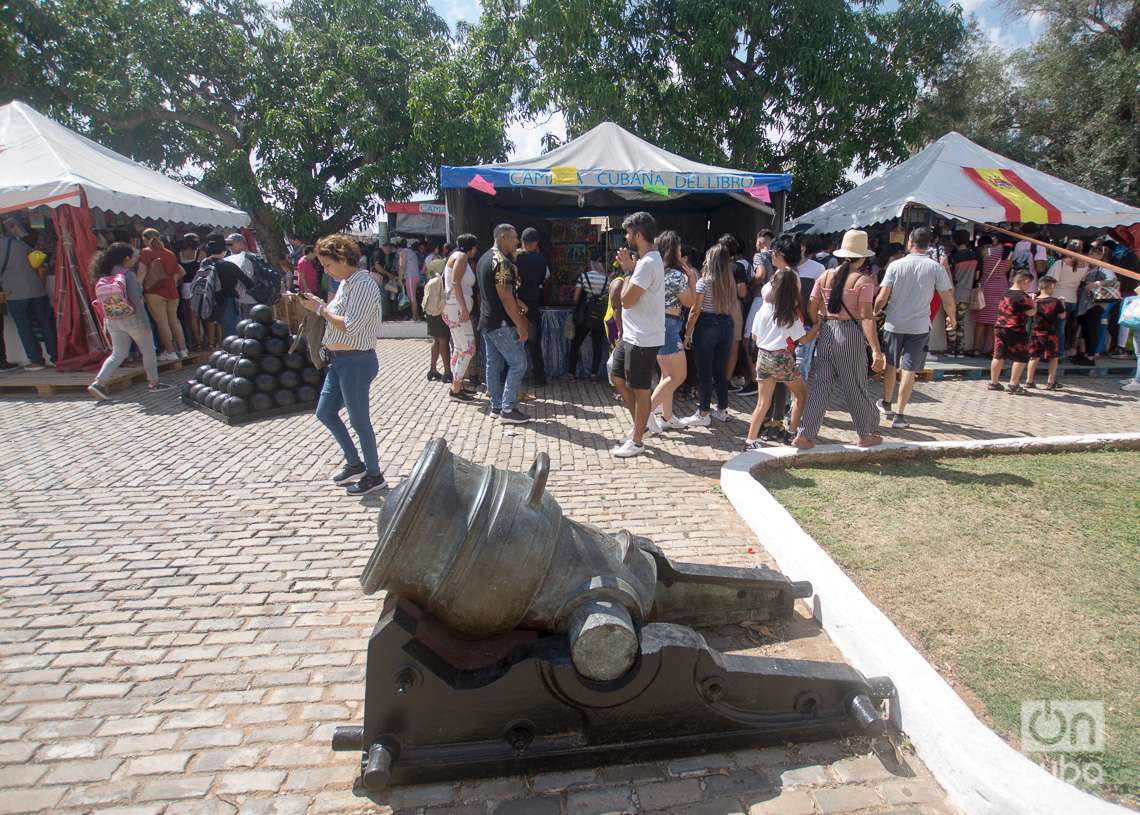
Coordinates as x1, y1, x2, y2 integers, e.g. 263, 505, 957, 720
721, 433, 1139, 815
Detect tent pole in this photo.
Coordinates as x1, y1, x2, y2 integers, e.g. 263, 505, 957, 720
975, 222, 1140, 282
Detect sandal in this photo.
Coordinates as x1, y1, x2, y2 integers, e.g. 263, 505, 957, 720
1024, 382, 1037, 389
1045, 382, 1063, 390
1008, 385, 1028, 395
988, 382, 1005, 391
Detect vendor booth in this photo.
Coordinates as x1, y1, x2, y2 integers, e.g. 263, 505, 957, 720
441, 122, 792, 375
789, 131, 1140, 353
0, 100, 249, 376
384, 201, 446, 241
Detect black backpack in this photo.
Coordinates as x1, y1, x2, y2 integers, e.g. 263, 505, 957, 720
190, 259, 221, 322
245, 253, 282, 305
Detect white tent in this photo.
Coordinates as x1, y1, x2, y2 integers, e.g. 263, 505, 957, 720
791, 131, 1140, 233
0, 100, 248, 228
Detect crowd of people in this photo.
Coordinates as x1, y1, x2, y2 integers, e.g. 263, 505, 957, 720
398, 213, 1139, 458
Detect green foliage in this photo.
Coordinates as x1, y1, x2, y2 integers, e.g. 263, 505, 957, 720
476, 0, 966, 216
3, 0, 511, 262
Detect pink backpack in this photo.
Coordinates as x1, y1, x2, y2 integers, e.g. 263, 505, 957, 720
93, 273, 136, 319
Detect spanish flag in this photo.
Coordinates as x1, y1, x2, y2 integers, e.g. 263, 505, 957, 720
962, 167, 1061, 224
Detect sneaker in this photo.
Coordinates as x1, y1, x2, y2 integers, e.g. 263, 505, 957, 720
23, 363, 46, 372
0, 362, 18, 373
45, 360, 56, 368
875, 399, 894, 417
158, 351, 178, 363
442, 373, 453, 384
611, 439, 645, 458
87, 382, 111, 401
744, 439, 765, 452
1071, 355, 1095, 366
711, 408, 729, 422
148, 382, 174, 392
1120, 378, 1135, 385
660, 416, 685, 430
737, 382, 758, 396
178, 349, 189, 360
332, 463, 366, 485
499, 408, 531, 425
427, 370, 442, 381
679, 411, 711, 428
890, 415, 910, 429
1122, 380, 1140, 392
646, 413, 665, 435
346, 473, 388, 495
449, 390, 474, 402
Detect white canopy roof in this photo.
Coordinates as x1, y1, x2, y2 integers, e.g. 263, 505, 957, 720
0, 101, 249, 228
791, 131, 1140, 233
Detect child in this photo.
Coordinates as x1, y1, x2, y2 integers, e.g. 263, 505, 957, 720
989, 271, 1037, 394
745, 269, 816, 450
1026, 275, 1063, 390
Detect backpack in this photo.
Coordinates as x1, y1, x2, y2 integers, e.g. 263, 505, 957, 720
92, 273, 136, 319
579, 269, 610, 324
421, 275, 444, 316
191, 259, 222, 322
245, 253, 282, 305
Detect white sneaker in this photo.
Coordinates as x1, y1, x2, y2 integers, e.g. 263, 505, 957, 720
660, 416, 685, 430
158, 351, 177, 362
646, 413, 665, 435
612, 439, 645, 458
711, 408, 730, 422
1122, 380, 1140, 392
1121, 378, 1136, 385
679, 411, 711, 428
178, 349, 189, 360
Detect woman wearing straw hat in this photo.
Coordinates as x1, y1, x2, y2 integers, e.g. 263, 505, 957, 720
793, 229, 886, 449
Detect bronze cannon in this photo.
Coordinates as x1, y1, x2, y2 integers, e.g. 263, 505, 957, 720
333, 439, 894, 791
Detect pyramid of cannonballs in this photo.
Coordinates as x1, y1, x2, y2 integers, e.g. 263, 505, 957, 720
181, 304, 324, 421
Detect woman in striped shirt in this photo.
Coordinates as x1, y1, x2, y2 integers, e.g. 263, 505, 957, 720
298, 234, 387, 496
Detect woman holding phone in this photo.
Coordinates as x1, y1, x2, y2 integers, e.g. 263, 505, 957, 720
297, 234, 386, 496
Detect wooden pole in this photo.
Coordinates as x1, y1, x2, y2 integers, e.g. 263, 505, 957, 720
977, 222, 1140, 282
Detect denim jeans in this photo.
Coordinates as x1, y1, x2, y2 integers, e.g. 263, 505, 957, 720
7, 295, 57, 364
795, 336, 816, 381
694, 313, 733, 411
219, 297, 240, 339
316, 349, 381, 476
484, 324, 527, 412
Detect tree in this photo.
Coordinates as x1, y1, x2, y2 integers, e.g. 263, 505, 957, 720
3, 0, 512, 268
915, 3, 1139, 206
475, 0, 967, 215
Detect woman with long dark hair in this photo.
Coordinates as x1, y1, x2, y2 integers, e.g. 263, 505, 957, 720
745, 268, 813, 449
442, 234, 479, 401
793, 230, 885, 449
681, 243, 737, 426
87, 242, 171, 400
647, 230, 695, 431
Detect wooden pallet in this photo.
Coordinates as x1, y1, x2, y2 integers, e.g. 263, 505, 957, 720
0, 352, 209, 397
180, 394, 316, 425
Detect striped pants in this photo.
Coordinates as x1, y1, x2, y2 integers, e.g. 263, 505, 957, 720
798, 319, 880, 440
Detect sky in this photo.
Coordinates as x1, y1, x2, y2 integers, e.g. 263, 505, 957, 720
429, 0, 1047, 165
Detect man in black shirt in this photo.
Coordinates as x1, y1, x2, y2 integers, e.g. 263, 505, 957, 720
515, 227, 549, 386
202, 234, 255, 338
477, 224, 530, 424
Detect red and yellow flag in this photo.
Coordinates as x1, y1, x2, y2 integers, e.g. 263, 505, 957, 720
962, 167, 1061, 224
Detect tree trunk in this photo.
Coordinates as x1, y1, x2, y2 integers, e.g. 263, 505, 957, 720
251, 206, 289, 275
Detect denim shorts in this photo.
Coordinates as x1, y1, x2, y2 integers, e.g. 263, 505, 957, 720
660, 314, 684, 356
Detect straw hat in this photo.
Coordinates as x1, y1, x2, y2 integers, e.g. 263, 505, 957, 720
833, 229, 875, 258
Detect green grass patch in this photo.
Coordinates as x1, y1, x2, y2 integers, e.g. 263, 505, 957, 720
761, 450, 1139, 805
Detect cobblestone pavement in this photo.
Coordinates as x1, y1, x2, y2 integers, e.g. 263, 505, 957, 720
4, 338, 1134, 814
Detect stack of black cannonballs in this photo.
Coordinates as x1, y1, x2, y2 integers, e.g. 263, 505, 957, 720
180, 304, 324, 420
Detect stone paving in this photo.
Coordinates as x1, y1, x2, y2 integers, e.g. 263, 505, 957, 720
2, 338, 1137, 814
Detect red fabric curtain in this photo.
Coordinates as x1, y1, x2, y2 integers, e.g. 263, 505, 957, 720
52, 200, 105, 371
241, 227, 258, 252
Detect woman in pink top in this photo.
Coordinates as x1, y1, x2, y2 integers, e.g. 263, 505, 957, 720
793, 230, 886, 449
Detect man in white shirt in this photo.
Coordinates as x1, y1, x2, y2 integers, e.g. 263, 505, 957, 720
225, 233, 256, 318
611, 212, 665, 458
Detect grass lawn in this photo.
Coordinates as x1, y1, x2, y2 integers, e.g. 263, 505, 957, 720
760, 450, 1139, 806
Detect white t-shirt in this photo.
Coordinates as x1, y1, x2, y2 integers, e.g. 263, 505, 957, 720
622, 250, 665, 348
797, 258, 825, 281
226, 252, 255, 305
1048, 259, 1087, 304
751, 297, 806, 352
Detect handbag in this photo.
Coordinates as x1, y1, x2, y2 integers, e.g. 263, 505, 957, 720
970, 261, 997, 311
1119, 295, 1140, 330
1093, 279, 1122, 301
